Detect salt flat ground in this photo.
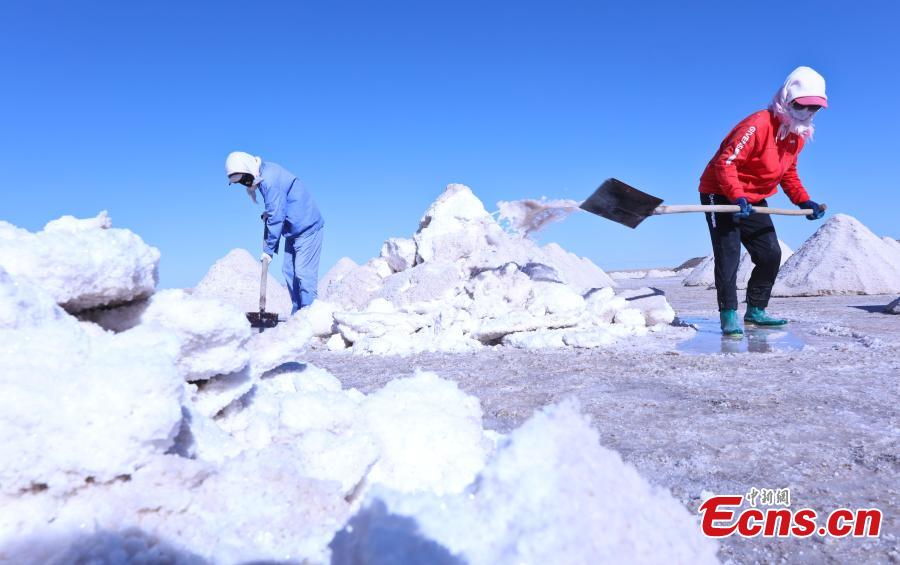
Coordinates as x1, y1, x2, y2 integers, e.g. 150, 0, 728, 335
308, 279, 899, 564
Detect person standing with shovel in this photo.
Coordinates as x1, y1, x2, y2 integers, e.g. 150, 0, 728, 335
698, 66, 828, 336
226, 151, 324, 315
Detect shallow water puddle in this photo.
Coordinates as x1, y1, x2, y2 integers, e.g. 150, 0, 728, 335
676, 317, 806, 354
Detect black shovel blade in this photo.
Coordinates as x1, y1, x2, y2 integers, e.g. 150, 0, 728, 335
247, 311, 279, 329
580, 178, 664, 229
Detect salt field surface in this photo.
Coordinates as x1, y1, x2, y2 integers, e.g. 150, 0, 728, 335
309, 277, 900, 564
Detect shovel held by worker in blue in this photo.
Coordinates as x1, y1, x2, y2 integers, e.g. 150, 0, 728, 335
580, 178, 826, 229
246, 214, 279, 331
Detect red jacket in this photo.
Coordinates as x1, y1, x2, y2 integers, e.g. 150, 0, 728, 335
699, 109, 810, 205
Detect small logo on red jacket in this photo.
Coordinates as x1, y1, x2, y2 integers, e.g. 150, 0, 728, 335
726, 126, 757, 165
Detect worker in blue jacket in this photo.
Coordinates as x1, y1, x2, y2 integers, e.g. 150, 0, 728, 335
225, 151, 324, 314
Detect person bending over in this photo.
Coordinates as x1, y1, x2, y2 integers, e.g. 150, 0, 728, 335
226, 151, 324, 314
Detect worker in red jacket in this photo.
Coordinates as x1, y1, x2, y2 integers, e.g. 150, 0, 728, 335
698, 66, 827, 336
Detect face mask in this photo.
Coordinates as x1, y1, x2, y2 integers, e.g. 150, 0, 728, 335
229, 173, 255, 187
787, 106, 815, 122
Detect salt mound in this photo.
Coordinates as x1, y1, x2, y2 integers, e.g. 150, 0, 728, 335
319, 257, 359, 297
314, 184, 680, 355
0, 211, 159, 312
193, 248, 293, 319
333, 401, 718, 564
682, 254, 716, 287
683, 240, 793, 288
772, 214, 900, 296
610, 268, 681, 280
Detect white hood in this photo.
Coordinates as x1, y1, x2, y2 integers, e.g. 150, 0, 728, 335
769, 66, 827, 141
225, 151, 263, 186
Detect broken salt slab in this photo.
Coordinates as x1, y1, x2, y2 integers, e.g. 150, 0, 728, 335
190, 368, 255, 418
0, 320, 184, 496
617, 287, 677, 326
502, 328, 569, 349
320, 263, 384, 310
496, 197, 581, 235
380, 237, 417, 272
0, 267, 73, 329
193, 248, 292, 319
246, 312, 317, 378
366, 257, 393, 279
374, 261, 464, 307
86, 289, 252, 382
0, 212, 159, 312
336, 401, 718, 565
772, 214, 900, 296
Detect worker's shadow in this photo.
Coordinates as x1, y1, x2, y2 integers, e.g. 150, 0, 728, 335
330, 499, 462, 565
848, 305, 895, 314
261, 361, 308, 378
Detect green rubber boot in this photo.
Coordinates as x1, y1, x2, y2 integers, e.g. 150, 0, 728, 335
720, 309, 744, 336
744, 306, 787, 327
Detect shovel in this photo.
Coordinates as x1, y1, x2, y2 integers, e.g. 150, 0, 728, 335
247, 215, 279, 331
580, 178, 826, 229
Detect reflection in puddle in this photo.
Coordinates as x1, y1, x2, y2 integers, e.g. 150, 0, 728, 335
676, 317, 806, 354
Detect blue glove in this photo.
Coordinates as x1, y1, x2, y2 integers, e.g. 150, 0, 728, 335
799, 200, 825, 221
733, 197, 753, 221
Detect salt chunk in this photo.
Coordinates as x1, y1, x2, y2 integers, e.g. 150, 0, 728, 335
380, 237, 417, 272
0, 214, 159, 312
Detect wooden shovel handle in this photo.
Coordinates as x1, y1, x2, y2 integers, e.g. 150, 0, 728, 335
653, 203, 827, 216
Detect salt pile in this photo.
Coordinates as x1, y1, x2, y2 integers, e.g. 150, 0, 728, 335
314, 184, 682, 355
333, 401, 719, 565
683, 240, 793, 288
0, 211, 159, 312
193, 248, 293, 318
0, 227, 716, 562
772, 214, 900, 296
610, 268, 684, 280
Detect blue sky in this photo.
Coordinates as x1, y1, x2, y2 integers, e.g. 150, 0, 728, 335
2, 0, 898, 289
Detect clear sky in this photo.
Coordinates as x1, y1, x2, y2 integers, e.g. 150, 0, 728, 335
2, 0, 898, 288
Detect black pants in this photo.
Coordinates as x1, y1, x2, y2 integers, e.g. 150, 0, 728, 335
701, 193, 782, 311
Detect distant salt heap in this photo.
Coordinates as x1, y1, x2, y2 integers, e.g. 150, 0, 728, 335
772, 214, 900, 296
683, 240, 793, 288
193, 248, 293, 318
316, 184, 680, 355
610, 268, 683, 280
0, 232, 717, 563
